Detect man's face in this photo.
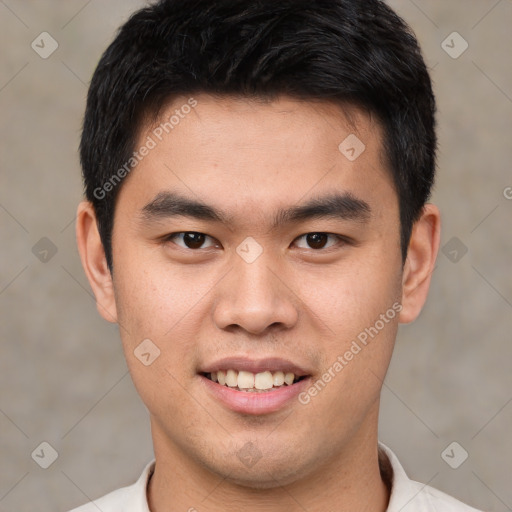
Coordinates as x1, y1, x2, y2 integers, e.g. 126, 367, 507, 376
108, 94, 404, 486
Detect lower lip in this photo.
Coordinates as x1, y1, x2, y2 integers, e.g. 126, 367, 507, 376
199, 375, 311, 415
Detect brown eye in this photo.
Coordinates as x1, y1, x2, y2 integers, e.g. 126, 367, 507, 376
306, 233, 328, 249
294, 233, 342, 250
165, 232, 217, 250
182, 232, 206, 249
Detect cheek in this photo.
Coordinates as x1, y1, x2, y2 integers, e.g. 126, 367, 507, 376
291, 253, 401, 413
110, 247, 196, 396
113, 264, 198, 425
293, 254, 402, 343
113, 243, 201, 339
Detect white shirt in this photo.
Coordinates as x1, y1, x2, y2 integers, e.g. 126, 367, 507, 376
68, 443, 483, 511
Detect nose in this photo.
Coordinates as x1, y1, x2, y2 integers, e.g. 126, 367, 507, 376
212, 250, 299, 336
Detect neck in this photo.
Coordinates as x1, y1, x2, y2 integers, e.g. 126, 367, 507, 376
147, 408, 390, 512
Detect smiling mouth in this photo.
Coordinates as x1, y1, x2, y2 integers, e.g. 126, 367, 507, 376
201, 370, 308, 393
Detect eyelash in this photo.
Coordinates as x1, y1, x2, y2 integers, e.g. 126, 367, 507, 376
161, 232, 350, 251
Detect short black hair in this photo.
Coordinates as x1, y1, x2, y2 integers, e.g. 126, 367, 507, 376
80, 0, 437, 271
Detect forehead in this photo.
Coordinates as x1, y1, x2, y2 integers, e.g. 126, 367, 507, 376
145, 94, 383, 157
116, 93, 396, 227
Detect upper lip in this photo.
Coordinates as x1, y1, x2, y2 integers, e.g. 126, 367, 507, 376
199, 356, 312, 377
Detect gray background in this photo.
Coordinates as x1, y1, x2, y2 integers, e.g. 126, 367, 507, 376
1, 1, 511, 511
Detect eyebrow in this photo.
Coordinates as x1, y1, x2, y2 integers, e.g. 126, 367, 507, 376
139, 190, 371, 231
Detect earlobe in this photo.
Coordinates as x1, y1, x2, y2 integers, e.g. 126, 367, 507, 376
75, 201, 118, 323
399, 204, 441, 324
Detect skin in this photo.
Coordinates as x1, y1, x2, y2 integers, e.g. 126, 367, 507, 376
76, 93, 440, 512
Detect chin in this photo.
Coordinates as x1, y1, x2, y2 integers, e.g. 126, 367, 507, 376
211, 449, 312, 490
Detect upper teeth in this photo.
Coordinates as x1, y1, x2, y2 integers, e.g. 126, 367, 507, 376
210, 370, 297, 390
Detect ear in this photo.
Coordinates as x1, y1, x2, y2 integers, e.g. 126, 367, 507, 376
75, 201, 118, 323
399, 203, 441, 324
